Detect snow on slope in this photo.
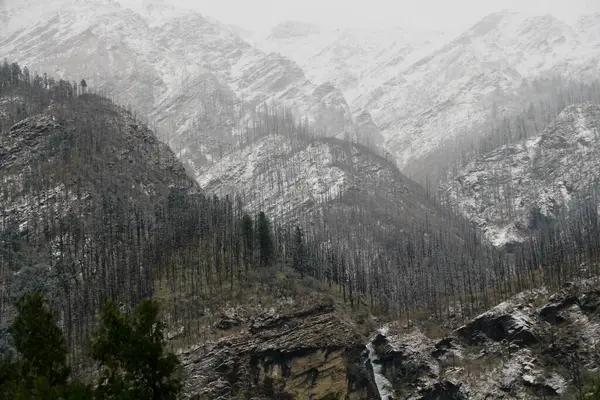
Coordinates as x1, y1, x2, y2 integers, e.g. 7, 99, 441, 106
354, 11, 600, 178
255, 21, 446, 104
258, 14, 600, 184
439, 103, 600, 246
197, 133, 453, 242
0, 0, 380, 176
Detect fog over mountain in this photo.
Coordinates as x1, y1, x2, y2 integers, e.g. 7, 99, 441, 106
2, 0, 600, 398
117, 0, 600, 33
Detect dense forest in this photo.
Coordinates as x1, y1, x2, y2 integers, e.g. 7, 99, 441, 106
2, 59, 600, 375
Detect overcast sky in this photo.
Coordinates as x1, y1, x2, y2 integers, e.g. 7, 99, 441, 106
129, 0, 600, 35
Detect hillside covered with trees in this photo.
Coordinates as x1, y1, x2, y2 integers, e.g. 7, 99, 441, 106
4, 60, 600, 398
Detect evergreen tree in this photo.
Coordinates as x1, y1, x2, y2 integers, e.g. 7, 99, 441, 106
0, 292, 92, 399
11, 292, 70, 388
256, 212, 273, 268
91, 299, 183, 400
291, 226, 306, 276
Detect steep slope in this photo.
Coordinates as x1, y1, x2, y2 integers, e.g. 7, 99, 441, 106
354, 11, 600, 180
0, 0, 375, 172
260, 13, 600, 183
197, 132, 483, 315
198, 134, 451, 240
0, 81, 385, 399
439, 103, 600, 246
0, 93, 198, 232
256, 21, 445, 104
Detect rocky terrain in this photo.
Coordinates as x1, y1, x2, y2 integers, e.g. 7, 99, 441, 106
439, 103, 600, 246
174, 273, 600, 399
180, 297, 379, 399
364, 277, 600, 399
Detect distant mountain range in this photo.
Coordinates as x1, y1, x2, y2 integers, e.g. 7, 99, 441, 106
258, 12, 600, 182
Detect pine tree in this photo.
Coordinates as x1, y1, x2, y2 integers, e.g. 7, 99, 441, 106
256, 212, 273, 268
11, 292, 70, 386
91, 299, 183, 400
0, 291, 92, 399
292, 226, 305, 277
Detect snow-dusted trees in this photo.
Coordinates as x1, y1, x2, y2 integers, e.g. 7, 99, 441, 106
3, 61, 600, 374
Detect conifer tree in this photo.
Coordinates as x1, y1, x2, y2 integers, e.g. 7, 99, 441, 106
0, 292, 92, 399
256, 212, 273, 268
91, 299, 183, 400
292, 226, 306, 276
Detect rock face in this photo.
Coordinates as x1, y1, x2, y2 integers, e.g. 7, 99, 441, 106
180, 300, 379, 399
439, 103, 600, 246
456, 310, 538, 346
363, 278, 600, 399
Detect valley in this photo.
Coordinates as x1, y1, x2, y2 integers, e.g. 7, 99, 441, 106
2, 0, 600, 398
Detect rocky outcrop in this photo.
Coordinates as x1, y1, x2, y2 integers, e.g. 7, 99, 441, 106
180, 300, 379, 399
456, 310, 538, 346
363, 279, 600, 399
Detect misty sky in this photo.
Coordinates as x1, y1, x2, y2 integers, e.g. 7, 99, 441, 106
133, 0, 600, 34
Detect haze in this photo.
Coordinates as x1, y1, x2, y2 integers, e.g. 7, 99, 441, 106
122, 0, 600, 34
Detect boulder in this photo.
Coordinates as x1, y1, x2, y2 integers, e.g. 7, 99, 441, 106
431, 337, 462, 360
456, 310, 538, 346
538, 294, 577, 324
578, 291, 600, 312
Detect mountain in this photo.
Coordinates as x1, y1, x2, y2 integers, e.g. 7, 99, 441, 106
0, 0, 378, 176
194, 130, 490, 315
353, 11, 600, 181
198, 133, 443, 236
256, 21, 445, 104
439, 103, 600, 246
0, 93, 198, 238
258, 13, 600, 183
0, 72, 385, 399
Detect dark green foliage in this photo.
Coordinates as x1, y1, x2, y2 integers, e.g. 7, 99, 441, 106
92, 299, 183, 400
291, 226, 306, 276
256, 212, 273, 268
0, 293, 180, 399
241, 214, 254, 271
0, 292, 92, 399
11, 292, 70, 387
